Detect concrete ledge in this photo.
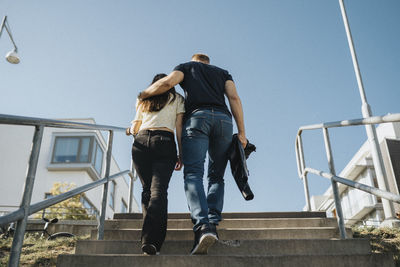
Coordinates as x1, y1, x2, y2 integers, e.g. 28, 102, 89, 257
90, 227, 353, 241
104, 218, 338, 230
113, 212, 327, 220
27, 219, 97, 236
57, 254, 394, 267
76, 239, 372, 255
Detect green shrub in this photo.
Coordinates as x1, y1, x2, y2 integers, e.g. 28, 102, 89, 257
353, 226, 400, 266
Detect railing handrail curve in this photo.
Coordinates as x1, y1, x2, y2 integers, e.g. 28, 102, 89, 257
0, 113, 126, 132
297, 113, 400, 134
295, 112, 400, 178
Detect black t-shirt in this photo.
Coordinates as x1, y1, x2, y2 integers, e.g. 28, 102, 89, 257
173, 61, 233, 117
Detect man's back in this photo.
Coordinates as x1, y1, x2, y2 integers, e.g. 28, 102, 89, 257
174, 61, 233, 116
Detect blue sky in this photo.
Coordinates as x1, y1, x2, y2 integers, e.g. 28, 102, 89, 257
1, 1, 399, 213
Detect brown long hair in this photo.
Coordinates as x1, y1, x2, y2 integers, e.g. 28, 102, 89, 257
138, 73, 177, 112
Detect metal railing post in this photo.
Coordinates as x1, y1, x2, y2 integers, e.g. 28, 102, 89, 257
8, 125, 44, 267
297, 135, 311, 211
128, 160, 134, 213
322, 128, 346, 239
97, 130, 113, 240
338, 0, 395, 221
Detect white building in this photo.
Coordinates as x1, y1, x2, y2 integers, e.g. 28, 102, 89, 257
309, 122, 400, 226
0, 118, 139, 220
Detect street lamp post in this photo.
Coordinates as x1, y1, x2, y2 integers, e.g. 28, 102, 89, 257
338, 0, 396, 224
0, 16, 20, 64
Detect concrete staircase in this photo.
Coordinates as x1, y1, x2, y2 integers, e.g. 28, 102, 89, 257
57, 212, 394, 267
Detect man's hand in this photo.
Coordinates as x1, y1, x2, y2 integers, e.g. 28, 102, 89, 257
238, 133, 247, 148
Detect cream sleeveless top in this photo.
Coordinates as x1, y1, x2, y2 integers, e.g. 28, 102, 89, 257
131, 93, 185, 132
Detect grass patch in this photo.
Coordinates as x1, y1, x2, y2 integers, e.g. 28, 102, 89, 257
353, 226, 400, 266
0, 233, 89, 267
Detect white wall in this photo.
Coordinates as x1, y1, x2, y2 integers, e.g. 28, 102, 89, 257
0, 124, 34, 212
0, 119, 139, 218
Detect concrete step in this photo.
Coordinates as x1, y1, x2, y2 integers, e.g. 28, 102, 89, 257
113, 211, 327, 220
104, 217, 338, 230
76, 239, 371, 256
57, 254, 394, 267
91, 227, 352, 240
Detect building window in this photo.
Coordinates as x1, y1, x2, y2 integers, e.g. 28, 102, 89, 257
50, 135, 104, 177
52, 136, 92, 163
386, 139, 400, 193
92, 142, 104, 175
121, 198, 127, 213
109, 181, 116, 210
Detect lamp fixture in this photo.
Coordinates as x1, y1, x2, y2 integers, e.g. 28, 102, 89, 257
6, 48, 20, 64
0, 16, 20, 64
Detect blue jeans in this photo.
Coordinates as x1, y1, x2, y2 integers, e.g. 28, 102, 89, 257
182, 108, 233, 231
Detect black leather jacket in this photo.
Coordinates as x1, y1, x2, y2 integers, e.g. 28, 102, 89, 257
228, 134, 256, 201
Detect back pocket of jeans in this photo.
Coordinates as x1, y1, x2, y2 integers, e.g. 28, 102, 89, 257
152, 138, 176, 158
220, 120, 233, 141
184, 116, 208, 137
134, 135, 147, 146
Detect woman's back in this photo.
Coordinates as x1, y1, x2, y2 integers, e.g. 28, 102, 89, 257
134, 93, 185, 133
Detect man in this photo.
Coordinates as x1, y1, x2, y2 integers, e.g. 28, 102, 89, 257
138, 53, 246, 255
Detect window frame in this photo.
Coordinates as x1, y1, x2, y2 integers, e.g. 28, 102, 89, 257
91, 141, 104, 175
48, 133, 105, 180
51, 136, 94, 164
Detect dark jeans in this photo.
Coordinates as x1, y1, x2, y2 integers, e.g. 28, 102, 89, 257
131, 130, 177, 251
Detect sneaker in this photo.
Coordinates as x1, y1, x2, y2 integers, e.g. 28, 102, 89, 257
190, 224, 218, 255
142, 244, 157, 255
209, 223, 219, 240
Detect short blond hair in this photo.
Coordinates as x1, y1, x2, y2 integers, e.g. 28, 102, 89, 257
191, 53, 210, 64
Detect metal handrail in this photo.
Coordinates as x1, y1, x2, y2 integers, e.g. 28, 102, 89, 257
297, 113, 400, 133
295, 112, 400, 239
0, 170, 130, 226
0, 113, 126, 131
295, 113, 400, 180
0, 114, 135, 267
305, 168, 400, 204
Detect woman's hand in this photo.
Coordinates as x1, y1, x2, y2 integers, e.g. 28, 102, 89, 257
125, 127, 131, 136
175, 156, 183, 170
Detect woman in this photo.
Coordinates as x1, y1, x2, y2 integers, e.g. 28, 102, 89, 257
127, 73, 185, 255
